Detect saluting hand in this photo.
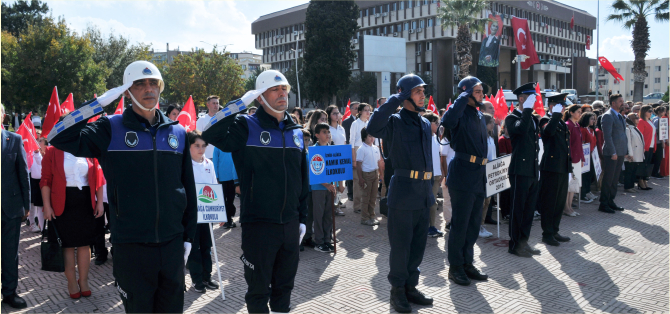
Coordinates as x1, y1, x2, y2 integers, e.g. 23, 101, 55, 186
552, 104, 563, 113
523, 94, 537, 110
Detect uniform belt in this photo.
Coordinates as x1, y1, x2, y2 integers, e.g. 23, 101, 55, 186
394, 169, 432, 180
455, 152, 488, 165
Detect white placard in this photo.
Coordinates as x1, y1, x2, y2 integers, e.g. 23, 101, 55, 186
581, 143, 591, 174
196, 183, 227, 223
591, 148, 602, 180
485, 154, 512, 197
570, 161, 582, 187
660, 118, 668, 141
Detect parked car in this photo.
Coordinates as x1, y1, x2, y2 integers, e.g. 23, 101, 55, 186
561, 89, 579, 104
643, 92, 664, 101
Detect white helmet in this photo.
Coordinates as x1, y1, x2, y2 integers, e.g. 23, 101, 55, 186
255, 70, 291, 93
123, 61, 164, 111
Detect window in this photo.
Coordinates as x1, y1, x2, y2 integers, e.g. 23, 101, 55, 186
655, 77, 661, 83
400, 1, 404, 9
645, 84, 648, 89
364, 9, 368, 16
416, 42, 422, 51
428, 18, 433, 27
372, 7, 376, 14
405, 22, 409, 30
631, 91, 634, 96
426, 62, 432, 71
420, 20, 425, 28
393, 3, 397, 10
417, 63, 422, 72
426, 41, 432, 51
656, 66, 662, 71
412, 21, 416, 29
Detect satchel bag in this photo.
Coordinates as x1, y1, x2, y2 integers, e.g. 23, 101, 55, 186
41, 221, 65, 272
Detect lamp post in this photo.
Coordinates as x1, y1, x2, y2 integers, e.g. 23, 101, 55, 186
512, 54, 529, 89
290, 48, 301, 108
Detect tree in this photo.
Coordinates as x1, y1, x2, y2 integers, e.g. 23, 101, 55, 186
663, 86, 669, 102
303, 0, 359, 105
607, 0, 668, 102
1, 31, 19, 113
85, 26, 152, 90
244, 66, 265, 91
437, 0, 489, 80
349, 72, 377, 104
2, 17, 110, 114
161, 48, 245, 110
1, 0, 49, 37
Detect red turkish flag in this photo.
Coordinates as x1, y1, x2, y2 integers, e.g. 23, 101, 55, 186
494, 88, 509, 121
570, 14, 574, 31
177, 95, 197, 131
61, 93, 75, 114
509, 102, 515, 114
533, 82, 546, 117
427, 96, 438, 114
446, 99, 452, 111
599, 56, 624, 82
511, 17, 540, 70
114, 96, 125, 115
41, 87, 61, 138
16, 113, 39, 168
586, 35, 591, 50
342, 99, 351, 120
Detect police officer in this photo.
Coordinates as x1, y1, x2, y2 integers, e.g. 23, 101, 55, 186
441, 76, 489, 286
48, 61, 198, 313
201, 70, 308, 314
505, 82, 542, 258
367, 74, 434, 313
538, 93, 572, 246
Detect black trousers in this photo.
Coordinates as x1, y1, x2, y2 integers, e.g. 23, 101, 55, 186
187, 224, 213, 286
93, 203, 110, 259
387, 206, 429, 288
600, 157, 624, 207
508, 175, 539, 252
651, 144, 664, 176
447, 188, 484, 266
241, 220, 299, 314
220, 180, 237, 223
539, 172, 568, 238
623, 162, 639, 189
346, 180, 354, 199
1, 213, 21, 297
383, 159, 394, 198
304, 193, 313, 241
113, 236, 184, 313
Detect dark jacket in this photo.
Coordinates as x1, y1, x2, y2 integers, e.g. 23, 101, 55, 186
342, 115, 356, 145
201, 105, 308, 225
539, 113, 573, 174
48, 106, 197, 244
505, 108, 540, 178
1, 130, 30, 219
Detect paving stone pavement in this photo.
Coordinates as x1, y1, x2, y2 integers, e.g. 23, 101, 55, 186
3, 179, 668, 313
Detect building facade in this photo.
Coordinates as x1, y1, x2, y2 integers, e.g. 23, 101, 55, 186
230, 52, 272, 80
252, 0, 596, 107
597, 58, 669, 102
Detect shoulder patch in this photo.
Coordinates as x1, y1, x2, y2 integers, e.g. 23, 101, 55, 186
168, 134, 179, 149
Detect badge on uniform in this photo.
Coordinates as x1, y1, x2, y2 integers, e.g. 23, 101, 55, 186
168, 134, 179, 149
260, 131, 271, 145
293, 134, 301, 147
125, 131, 139, 148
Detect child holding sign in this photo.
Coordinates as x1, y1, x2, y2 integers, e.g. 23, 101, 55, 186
187, 130, 219, 293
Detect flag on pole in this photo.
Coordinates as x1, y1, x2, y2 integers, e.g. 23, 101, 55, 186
493, 88, 509, 121
114, 97, 125, 115
16, 113, 39, 168
61, 93, 75, 113
41, 87, 61, 138
533, 82, 546, 117
511, 17, 540, 70
570, 13, 575, 32
177, 95, 197, 131
586, 35, 591, 50
427, 96, 438, 114
509, 102, 515, 114
342, 99, 351, 120
598, 56, 624, 83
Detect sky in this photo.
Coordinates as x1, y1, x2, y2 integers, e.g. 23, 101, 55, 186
6, 0, 669, 62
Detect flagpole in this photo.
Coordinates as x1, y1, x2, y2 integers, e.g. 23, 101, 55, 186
595, 0, 600, 101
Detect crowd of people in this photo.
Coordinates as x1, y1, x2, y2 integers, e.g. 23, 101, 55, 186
1, 59, 668, 313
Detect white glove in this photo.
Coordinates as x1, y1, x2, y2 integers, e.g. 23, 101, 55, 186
240, 90, 264, 106
522, 94, 536, 110
299, 223, 306, 245
97, 81, 133, 107
183, 242, 192, 265
552, 104, 563, 113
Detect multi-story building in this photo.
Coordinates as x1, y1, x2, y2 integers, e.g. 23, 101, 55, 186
597, 57, 669, 102
230, 52, 272, 80
252, 0, 596, 107
151, 43, 194, 64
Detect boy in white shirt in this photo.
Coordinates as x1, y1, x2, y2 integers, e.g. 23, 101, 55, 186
423, 112, 444, 238
479, 114, 496, 238
187, 130, 219, 294
440, 129, 456, 232
356, 127, 385, 226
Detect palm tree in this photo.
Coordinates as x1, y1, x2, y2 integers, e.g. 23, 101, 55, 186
607, 0, 668, 102
437, 0, 489, 80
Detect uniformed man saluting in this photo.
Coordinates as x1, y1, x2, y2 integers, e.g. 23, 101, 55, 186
505, 82, 542, 258
441, 76, 489, 286
367, 74, 434, 313
48, 61, 198, 313
201, 70, 308, 314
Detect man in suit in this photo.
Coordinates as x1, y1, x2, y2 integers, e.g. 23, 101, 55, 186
599, 94, 628, 213
1, 104, 29, 309
505, 82, 542, 258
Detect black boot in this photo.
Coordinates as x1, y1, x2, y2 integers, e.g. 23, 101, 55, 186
463, 264, 488, 281
390, 286, 412, 313
448, 265, 471, 286
405, 286, 433, 305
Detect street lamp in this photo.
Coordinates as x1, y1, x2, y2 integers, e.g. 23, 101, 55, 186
290, 48, 301, 108
512, 54, 529, 89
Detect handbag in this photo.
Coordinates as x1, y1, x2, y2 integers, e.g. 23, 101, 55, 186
41, 220, 65, 272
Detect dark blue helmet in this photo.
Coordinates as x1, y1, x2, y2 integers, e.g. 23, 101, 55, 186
457, 76, 482, 94
396, 74, 426, 93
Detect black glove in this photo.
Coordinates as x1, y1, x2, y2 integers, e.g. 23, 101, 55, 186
397, 88, 413, 102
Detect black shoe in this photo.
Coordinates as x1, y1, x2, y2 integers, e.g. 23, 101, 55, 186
230, 222, 237, 228
463, 264, 488, 281
542, 237, 560, 246
508, 247, 532, 258
445, 222, 451, 231
390, 287, 412, 313
299, 245, 304, 252
448, 266, 471, 286
94, 256, 108, 265
609, 203, 624, 211
484, 218, 498, 225
192, 284, 206, 293
302, 238, 315, 248
222, 222, 232, 229
314, 244, 332, 253
524, 245, 541, 255
554, 234, 571, 242
326, 243, 335, 252
203, 280, 219, 290
2, 294, 27, 309
598, 206, 615, 214
405, 286, 433, 305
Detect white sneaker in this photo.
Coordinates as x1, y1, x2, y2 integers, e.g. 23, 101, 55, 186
30, 225, 41, 233
478, 226, 492, 238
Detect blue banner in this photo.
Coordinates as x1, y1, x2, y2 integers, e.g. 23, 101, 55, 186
308, 145, 353, 185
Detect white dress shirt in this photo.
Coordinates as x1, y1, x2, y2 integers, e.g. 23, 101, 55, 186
192, 157, 218, 184
31, 152, 43, 179
63, 152, 89, 189
356, 142, 381, 172
330, 124, 346, 146
349, 118, 369, 148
